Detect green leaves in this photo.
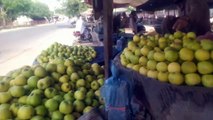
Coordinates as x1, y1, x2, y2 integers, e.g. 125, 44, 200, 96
28, 2, 51, 20
1, 0, 51, 20
59, 0, 88, 17
2, 0, 31, 20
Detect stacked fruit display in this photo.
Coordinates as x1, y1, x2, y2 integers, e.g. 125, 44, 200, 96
0, 59, 104, 120
120, 31, 213, 88
36, 42, 97, 64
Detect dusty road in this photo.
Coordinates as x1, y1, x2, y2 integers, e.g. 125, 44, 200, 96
0, 23, 76, 75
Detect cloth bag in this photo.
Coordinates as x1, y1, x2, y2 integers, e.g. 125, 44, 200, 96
101, 62, 133, 120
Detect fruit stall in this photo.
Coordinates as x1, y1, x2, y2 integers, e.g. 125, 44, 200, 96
99, 0, 213, 120
113, 31, 213, 120
0, 43, 107, 120
0, 0, 212, 120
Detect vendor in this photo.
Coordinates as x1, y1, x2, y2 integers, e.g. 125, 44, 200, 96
162, 0, 211, 36
129, 11, 138, 34
113, 14, 121, 33
121, 12, 129, 28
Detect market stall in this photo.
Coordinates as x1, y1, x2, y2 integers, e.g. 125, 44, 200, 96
0, 42, 108, 120
0, 0, 212, 120
84, 0, 150, 77
113, 31, 213, 120
94, 0, 213, 120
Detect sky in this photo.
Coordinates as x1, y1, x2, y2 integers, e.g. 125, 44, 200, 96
37, 0, 61, 11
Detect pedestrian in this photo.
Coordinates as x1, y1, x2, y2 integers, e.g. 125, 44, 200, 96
75, 16, 86, 34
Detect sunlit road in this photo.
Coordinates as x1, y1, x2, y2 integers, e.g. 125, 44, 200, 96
0, 22, 76, 75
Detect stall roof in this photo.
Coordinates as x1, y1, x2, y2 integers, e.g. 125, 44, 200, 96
114, 0, 148, 7
136, 0, 173, 11
84, 0, 148, 8
84, 0, 213, 11
113, 8, 129, 13
137, 0, 213, 11
81, 8, 93, 16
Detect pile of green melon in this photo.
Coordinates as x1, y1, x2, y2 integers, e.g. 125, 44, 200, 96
0, 43, 104, 120
120, 31, 213, 88
36, 42, 96, 64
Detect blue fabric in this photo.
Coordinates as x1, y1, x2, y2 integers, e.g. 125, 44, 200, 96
101, 62, 134, 120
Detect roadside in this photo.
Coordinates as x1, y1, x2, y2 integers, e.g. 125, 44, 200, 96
0, 23, 53, 33
0, 24, 75, 75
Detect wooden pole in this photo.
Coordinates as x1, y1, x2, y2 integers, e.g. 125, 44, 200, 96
103, 0, 113, 78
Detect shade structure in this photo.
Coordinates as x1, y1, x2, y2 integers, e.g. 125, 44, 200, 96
81, 8, 93, 15
85, 0, 213, 11
84, 0, 148, 7
113, 7, 129, 13
136, 0, 173, 11
137, 0, 213, 11
114, 0, 148, 7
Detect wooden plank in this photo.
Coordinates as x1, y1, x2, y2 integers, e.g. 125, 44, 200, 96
103, 0, 113, 78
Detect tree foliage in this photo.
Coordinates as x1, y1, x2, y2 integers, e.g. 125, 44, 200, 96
28, 2, 52, 20
0, 0, 51, 21
1, 0, 32, 20
60, 0, 88, 17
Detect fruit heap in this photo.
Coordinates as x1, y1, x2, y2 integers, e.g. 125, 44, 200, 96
36, 42, 97, 64
0, 59, 104, 120
120, 31, 213, 88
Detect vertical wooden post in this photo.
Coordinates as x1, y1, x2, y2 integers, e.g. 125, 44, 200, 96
103, 0, 113, 78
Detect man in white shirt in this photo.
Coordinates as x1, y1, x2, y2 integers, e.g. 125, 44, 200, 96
75, 16, 86, 34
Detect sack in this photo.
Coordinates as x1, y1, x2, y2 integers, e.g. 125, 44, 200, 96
101, 62, 134, 120
78, 108, 105, 120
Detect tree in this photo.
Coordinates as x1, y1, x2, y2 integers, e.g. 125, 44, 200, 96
0, 0, 52, 21
28, 2, 51, 20
0, 0, 2, 6
2, 0, 32, 20
61, 0, 88, 17
0, 0, 8, 26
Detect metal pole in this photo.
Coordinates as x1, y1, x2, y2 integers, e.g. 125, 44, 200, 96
103, 0, 113, 78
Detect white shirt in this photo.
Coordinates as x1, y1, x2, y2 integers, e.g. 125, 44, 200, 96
75, 17, 85, 34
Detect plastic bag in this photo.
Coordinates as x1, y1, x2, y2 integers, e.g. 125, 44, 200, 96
101, 62, 133, 120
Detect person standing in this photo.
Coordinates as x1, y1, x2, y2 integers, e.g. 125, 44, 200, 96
129, 11, 138, 34
162, 0, 211, 36
113, 14, 121, 33
75, 16, 86, 34
121, 12, 129, 28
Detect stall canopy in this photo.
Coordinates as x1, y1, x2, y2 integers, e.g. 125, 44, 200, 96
84, 0, 148, 8
84, 0, 213, 13
136, 0, 173, 11
137, 0, 213, 11
113, 7, 130, 14
81, 8, 93, 16
208, 0, 213, 7
113, 0, 148, 7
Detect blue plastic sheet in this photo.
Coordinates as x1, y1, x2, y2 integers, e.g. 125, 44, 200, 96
101, 62, 134, 120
